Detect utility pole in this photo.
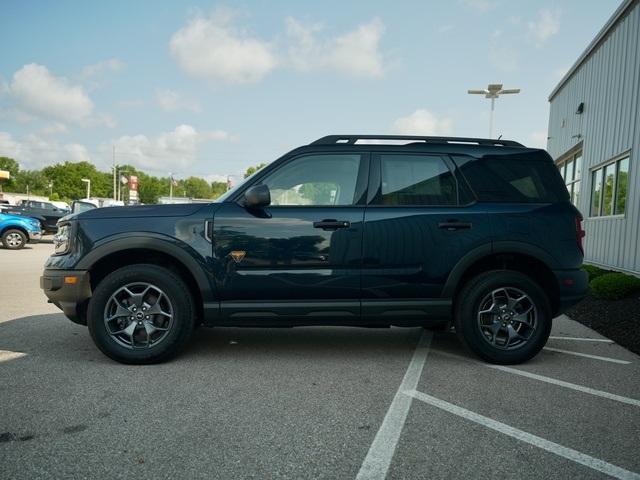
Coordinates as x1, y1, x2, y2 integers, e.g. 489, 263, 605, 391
468, 83, 521, 138
112, 146, 116, 200
169, 173, 174, 200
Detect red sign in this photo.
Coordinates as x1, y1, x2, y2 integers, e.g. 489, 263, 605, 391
129, 175, 138, 191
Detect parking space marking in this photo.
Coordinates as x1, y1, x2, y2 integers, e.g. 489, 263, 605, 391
549, 336, 613, 343
430, 349, 640, 407
356, 331, 432, 480
0, 350, 26, 363
543, 347, 631, 364
406, 389, 640, 480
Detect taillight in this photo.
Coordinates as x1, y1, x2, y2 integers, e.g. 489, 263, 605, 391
575, 215, 585, 255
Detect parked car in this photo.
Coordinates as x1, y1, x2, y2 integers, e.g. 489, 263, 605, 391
6, 200, 69, 234
40, 135, 588, 365
0, 212, 42, 249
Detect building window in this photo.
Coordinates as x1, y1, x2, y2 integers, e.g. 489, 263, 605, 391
557, 150, 582, 206
590, 154, 630, 217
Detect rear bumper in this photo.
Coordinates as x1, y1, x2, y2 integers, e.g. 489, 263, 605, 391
40, 269, 91, 325
554, 268, 589, 313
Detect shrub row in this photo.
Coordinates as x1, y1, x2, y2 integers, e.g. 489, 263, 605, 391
589, 271, 640, 300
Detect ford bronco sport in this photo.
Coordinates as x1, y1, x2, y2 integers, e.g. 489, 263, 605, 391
41, 135, 588, 365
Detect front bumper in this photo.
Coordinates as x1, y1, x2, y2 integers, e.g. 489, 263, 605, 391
28, 230, 42, 243
40, 269, 91, 325
554, 268, 589, 313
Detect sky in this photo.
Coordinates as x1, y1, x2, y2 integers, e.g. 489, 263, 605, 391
0, 0, 621, 185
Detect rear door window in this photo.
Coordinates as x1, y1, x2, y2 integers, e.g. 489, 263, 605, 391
373, 154, 457, 206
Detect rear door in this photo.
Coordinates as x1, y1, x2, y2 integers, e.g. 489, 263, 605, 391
361, 152, 491, 319
213, 152, 369, 322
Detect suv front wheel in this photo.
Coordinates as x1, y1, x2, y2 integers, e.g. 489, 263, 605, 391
87, 264, 195, 364
454, 270, 552, 364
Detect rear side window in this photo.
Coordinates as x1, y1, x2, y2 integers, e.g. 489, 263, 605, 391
376, 154, 456, 206
453, 152, 569, 203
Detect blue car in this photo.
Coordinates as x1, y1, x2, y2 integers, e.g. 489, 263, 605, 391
0, 212, 42, 249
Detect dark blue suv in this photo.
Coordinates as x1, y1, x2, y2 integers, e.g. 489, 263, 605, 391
40, 135, 588, 365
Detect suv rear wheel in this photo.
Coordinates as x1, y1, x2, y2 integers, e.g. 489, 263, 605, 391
87, 264, 195, 364
454, 270, 552, 364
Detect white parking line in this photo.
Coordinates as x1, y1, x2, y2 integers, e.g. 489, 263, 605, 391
356, 331, 432, 480
431, 349, 640, 407
549, 336, 613, 343
0, 350, 26, 363
406, 389, 640, 480
544, 347, 631, 364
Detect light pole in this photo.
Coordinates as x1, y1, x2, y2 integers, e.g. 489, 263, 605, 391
81, 178, 91, 199
468, 83, 520, 138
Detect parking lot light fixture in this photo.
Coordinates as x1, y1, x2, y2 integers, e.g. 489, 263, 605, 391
468, 83, 521, 138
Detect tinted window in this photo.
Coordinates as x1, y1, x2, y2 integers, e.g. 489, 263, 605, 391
261, 154, 361, 206
377, 154, 456, 206
454, 152, 569, 203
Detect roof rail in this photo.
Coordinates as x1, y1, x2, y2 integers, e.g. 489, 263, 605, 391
310, 135, 524, 147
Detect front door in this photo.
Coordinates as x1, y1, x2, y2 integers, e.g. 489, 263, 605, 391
213, 152, 369, 323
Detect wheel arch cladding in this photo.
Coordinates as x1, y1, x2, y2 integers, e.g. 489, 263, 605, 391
78, 235, 216, 321
444, 244, 560, 316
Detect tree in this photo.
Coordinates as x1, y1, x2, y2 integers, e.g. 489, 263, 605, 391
244, 163, 267, 179
0, 157, 20, 190
211, 181, 227, 199
41, 161, 111, 200
181, 176, 212, 199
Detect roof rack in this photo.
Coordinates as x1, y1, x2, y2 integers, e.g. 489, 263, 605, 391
310, 135, 524, 147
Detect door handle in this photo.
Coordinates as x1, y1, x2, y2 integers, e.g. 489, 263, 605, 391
313, 219, 351, 230
438, 221, 472, 231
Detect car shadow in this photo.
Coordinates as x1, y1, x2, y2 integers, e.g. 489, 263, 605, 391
0, 313, 473, 365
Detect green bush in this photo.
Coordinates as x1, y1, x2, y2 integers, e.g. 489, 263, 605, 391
590, 272, 640, 300
583, 264, 612, 282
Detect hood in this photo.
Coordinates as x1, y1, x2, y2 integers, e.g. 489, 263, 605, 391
0, 212, 39, 224
76, 202, 212, 220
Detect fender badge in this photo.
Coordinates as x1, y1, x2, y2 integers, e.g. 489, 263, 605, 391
230, 251, 246, 263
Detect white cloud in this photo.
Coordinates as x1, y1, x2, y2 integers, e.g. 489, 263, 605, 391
169, 11, 277, 84
8, 64, 94, 124
528, 8, 561, 47
488, 29, 519, 72
286, 17, 386, 77
0, 131, 90, 170
391, 109, 453, 136
112, 124, 234, 173
156, 89, 201, 112
528, 131, 548, 149
81, 58, 125, 79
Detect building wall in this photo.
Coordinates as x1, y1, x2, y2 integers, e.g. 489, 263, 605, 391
547, 1, 640, 274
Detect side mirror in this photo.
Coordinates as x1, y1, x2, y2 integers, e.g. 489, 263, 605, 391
243, 184, 271, 209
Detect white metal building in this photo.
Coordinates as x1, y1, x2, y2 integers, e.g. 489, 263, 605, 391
547, 0, 639, 274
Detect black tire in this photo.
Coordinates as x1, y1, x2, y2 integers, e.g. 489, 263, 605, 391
454, 270, 552, 365
1, 229, 27, 250
87, 264, 195, 364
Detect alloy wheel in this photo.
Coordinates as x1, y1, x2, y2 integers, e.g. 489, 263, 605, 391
476, 287, 537, 350
103, 282, 174, 349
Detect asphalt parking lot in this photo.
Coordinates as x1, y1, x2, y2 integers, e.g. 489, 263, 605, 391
1, 243, 639, 479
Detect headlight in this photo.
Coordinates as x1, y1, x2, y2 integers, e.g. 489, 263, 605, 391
53, 224, 72, 254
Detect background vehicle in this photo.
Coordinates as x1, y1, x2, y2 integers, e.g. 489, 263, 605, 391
6, 200, 69, 234
0, 212, 42, 249
41, 135, 588, 365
